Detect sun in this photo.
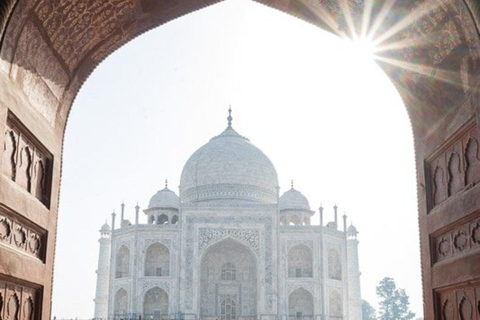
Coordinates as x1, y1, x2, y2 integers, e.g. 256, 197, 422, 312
350, 37, 378, 61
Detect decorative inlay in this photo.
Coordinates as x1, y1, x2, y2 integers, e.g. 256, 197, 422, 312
198, 228, 260, 255
0, 206, 47, 262
286, 282, 314, 295
287, 239, 314, 251
3, 112, 53, 208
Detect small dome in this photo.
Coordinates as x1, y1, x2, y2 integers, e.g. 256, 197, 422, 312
348, 224, 359, 235
148, 186, 180, 209
180, 126, 279, 204
100, 222, 110, 232
279, 187, 311, 211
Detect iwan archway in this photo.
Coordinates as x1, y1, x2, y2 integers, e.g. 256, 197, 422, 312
0, 0, 480, 319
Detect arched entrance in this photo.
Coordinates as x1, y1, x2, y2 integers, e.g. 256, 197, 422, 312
143, 287, 169, 319
0, 1, 479, 319
288, 288, 314, 319
113, 288, 128, 317
200, 238, 258, 317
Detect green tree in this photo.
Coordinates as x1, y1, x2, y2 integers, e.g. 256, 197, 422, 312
363, 300, 376, 320
376, 277, 415, 320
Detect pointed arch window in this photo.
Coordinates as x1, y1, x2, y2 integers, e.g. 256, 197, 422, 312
220, 295, 237, 320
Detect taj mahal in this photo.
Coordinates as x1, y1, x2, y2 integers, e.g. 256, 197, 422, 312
93, 110, 362, 320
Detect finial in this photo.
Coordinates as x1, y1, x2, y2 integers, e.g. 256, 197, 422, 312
291, 180, 294, 189
227, 106, 233, 128
165, 179, 168, 189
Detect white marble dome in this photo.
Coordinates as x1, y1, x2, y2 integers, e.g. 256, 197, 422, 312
279, 187, 311, 211
180, 126, 279, 204
148, 186, 180, 209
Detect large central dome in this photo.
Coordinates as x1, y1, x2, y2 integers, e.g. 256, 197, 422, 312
180, 115, 279, 204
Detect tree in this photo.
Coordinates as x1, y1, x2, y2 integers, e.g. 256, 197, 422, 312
376, 277, 415, 320
363, 300, 376, 320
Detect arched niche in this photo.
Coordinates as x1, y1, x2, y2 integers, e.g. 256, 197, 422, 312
288, 288, 314, 318
157, 214, 169, 225
328, 248, 342, 280
143, 286, 169, 318
144, 242, 170, 277
288, 244, 313, 278
290, 215, 301, 226
200, 237, 257, 317
171, 215, 179, 225
114, 288, 128, 316
329, 290, 343, 317
115, 245, 130, 278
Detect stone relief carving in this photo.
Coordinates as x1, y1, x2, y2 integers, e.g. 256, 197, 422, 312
198, 228, 260, 256
0, 207, 46, 261
7, 293, 19, 320
442, 299, 454, 320
459, 295, 473, 320
427, 120, 479, 209
433, 214, 480, 263
3, 113, 53, 207
23, 296, 34, 320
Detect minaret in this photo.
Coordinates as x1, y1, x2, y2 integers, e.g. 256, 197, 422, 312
94, 221, 111, 319
347, 223, 362, 319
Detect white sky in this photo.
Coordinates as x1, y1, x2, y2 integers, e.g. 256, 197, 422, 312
52, 0, 421, 317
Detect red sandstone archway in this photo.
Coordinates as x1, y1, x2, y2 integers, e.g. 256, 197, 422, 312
0, 1, 480, 319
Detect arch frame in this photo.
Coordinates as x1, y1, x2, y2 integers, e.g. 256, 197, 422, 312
197, 236, 261, 317
0, 0, 480, 318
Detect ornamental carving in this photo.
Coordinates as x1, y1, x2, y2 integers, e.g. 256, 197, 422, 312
438, 237, 451, 257
0, 218, 11, 240
141, 281, 170, 295
23, 297, 33, 320
286, 282, 314, 295
287, 239, 314, 251
454, 231, 468, 252
13, 227, 26, 248
427, 119, 478, 210
198, 228, 260, 256
459, 295, 473, 320
442, 299, 454, 320
7, 293, 19, 320
0, 208, 46, 261
433, 214, 480, 264
3, 113, 53, 208
144, 238, 171, 249
472, 222, 480, 244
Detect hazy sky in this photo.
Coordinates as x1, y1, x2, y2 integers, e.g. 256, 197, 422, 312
52, 0, 421, 317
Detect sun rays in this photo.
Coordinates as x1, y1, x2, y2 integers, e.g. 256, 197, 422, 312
303, 0, 467, 90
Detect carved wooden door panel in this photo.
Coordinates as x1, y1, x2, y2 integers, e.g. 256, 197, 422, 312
422, 117, 480, 319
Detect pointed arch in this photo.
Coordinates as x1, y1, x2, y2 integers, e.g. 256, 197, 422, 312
144, 242, 170, 277
288, 288, 313, 317
115, 245, 130, 278
200, 237, 257, 317
114, 288, 128, 316
143, 286, 169, 318
329, 290, 343, 317
328, 248, 342, 280
448, 152, 463, 196
288, 244, 313, 278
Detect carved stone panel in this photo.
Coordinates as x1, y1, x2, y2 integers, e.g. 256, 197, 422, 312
3, 112, 53, 208
0, 278, 41, 320
0, 206, 47, 262
426, 118, 478, 210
